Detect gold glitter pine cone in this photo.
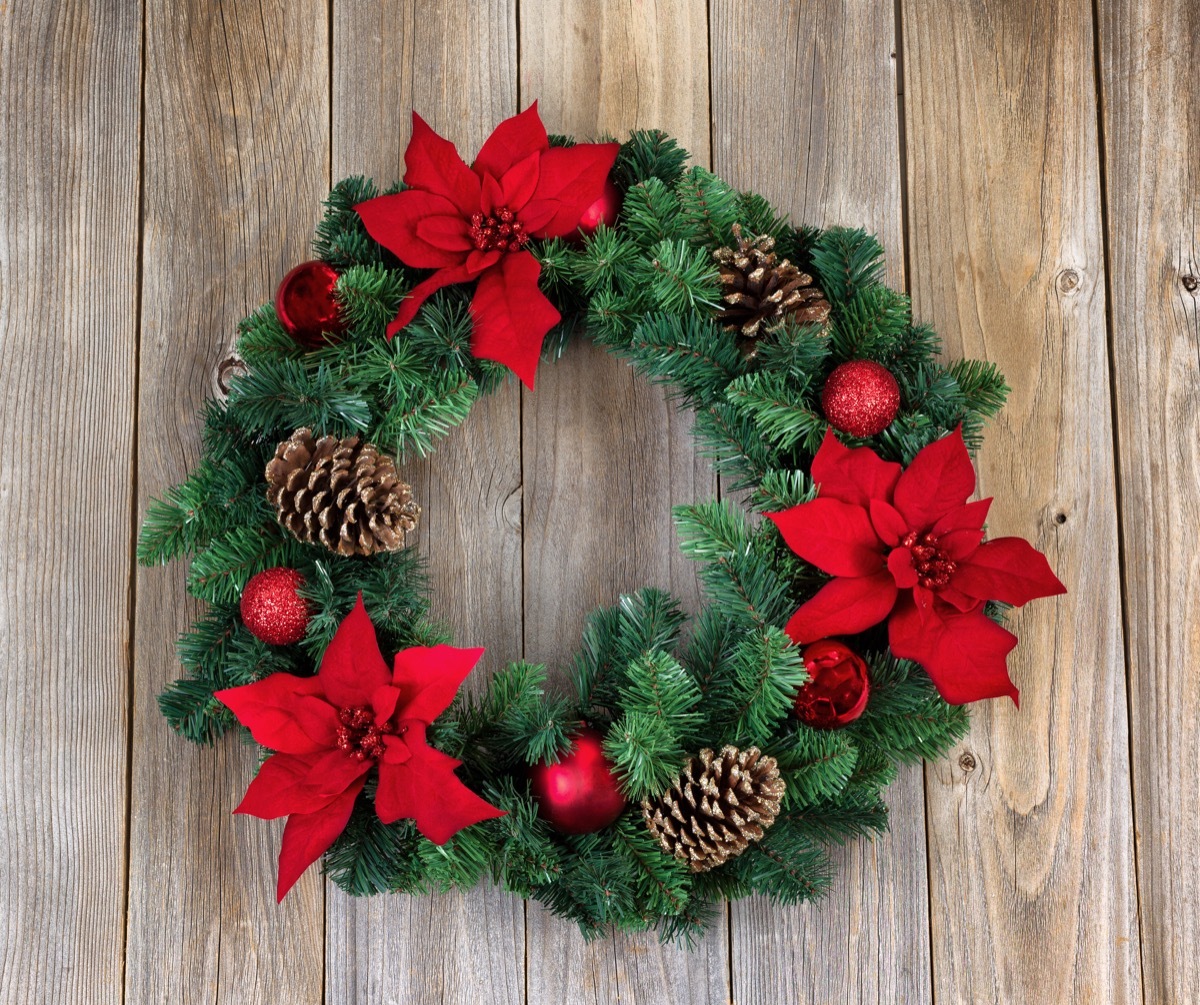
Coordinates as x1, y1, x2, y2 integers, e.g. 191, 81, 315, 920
642, 745, 786, 873
713, 224, 831, 357
265, 428, 420, 557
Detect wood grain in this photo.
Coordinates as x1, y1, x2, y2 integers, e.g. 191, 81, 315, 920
125, 3, 330, 1001
518, 1, 728, 1001
901, 2, 1143, 1001
0, 2, 139, 1002
1098, 0, 1200, 1000
326, 3, 527, 1003
709, 2, 931, 1001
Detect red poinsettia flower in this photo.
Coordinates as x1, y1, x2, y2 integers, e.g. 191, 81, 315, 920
767, 427, 1066, 705
355, 104, 619, 389
215, 594, 504, 901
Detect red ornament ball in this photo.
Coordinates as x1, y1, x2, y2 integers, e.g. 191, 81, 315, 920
820, 360, 901, 437
575, 179, 622, 239
275, 260, 348, 349
528, 726, 627, 834
240, 567, 310, 646
794, 639, 870, 729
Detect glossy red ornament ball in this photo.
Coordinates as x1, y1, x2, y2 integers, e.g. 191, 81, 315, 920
275, 260, 348, 349
528, 726, 627, 834
240, 567, 310, 646
794, 639, 870, 729
575, 179, 623, 239
820, 360, 901, 437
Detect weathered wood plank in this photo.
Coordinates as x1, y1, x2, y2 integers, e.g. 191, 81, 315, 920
901, 2, 1142, 1001
519, 1, 727, 1002
326, 3, 526, 1003
1097, 1, 1200, 999
709, 3, 931, 1001
0, 2, 139, 1002
125, 3, 330, 1001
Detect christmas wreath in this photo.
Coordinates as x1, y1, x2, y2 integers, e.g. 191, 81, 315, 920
139, 104, 1065, 942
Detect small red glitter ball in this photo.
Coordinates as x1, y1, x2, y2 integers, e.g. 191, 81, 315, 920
240, 567, 310, 646
820, 360, 901, 437
574, 179, 622, 239
274, 260, 348, 349
794, 639, 870, 729
528, 726, 627, 834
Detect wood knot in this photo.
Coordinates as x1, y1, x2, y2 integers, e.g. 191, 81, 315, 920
215, 354, 247, 397
1182, 274, 1199, 293
958, 752, 977, 773
1057, 269, 1081, 293
1054, 512, 1068, 525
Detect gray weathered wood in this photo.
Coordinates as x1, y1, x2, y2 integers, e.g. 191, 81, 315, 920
710, 2, 932, 1000
125, 3, 329, 1001
519, 1, 729, 1001
902, 2, 1142, 1000
1098, 0, 1200, 999
325, 3, 527, 1003
0, 2, 139, 1002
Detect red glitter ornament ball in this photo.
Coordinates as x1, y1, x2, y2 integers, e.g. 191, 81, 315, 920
275, 260, 348, 349
240, 567, 310, 646
794, 639, 870, 729
820, 360, 901, 437
528, 726, 627, 834
575, 179, 622, 239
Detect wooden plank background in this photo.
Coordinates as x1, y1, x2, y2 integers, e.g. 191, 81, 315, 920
1, 0, 1195, 1001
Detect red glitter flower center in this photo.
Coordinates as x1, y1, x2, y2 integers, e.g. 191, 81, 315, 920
901, 530, 958, 590
335, 705, 395, 762
469, 206, 529, 252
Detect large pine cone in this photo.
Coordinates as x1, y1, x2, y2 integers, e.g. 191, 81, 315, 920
265, 428, 420, 557
642, 745, 785, 873
713, 224, 831, 357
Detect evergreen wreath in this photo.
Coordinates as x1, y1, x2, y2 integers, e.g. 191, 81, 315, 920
139, 105, 1065, 943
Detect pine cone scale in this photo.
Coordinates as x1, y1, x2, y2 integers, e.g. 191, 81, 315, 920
642, 745, 785, 873
266, 428, 420, 557
713, 224, 831, 357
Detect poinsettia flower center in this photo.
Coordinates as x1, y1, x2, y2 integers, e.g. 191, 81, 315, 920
901, 530, 958, 590
335, 705, 396, 762
469, 206, 529, 253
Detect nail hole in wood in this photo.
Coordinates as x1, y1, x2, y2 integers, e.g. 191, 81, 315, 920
1054, 512, 1067, 525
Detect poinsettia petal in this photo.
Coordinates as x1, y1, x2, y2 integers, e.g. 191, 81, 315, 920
939, 527, 985, 561
888, 594, 1019, 704
388, 262, 478, 338
869, 498, 909, 546
472, 102, 549, 181
522, 142, 621, 238
499, 151, 541, 210
938, 585, 983, 613
234, 752, 325, 819
234, 750, 370, 819
355, 190, 468, 269
887, 547, 918, 588
466, 249, 502, 274
416, 214, 473, 252
893, 427, 976, 531
215, 674, 332, 754
932, 498, 992, 536
403, 112, 481, 216
371, 684, 402, 723
783, 572, 898, 644
275, 778, 364, 902
392, 644, 485, 724
374, 722, 505, 842
952, 537, 1067, 606
317, 593, 392, 709
766, 498, 883, 577
810, 428, 902, 509
469, 250, 560, 389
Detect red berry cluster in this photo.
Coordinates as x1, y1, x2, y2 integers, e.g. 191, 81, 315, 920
469, 206, 529, 252
901, 530, 958, 590
335, 705, 395, 762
